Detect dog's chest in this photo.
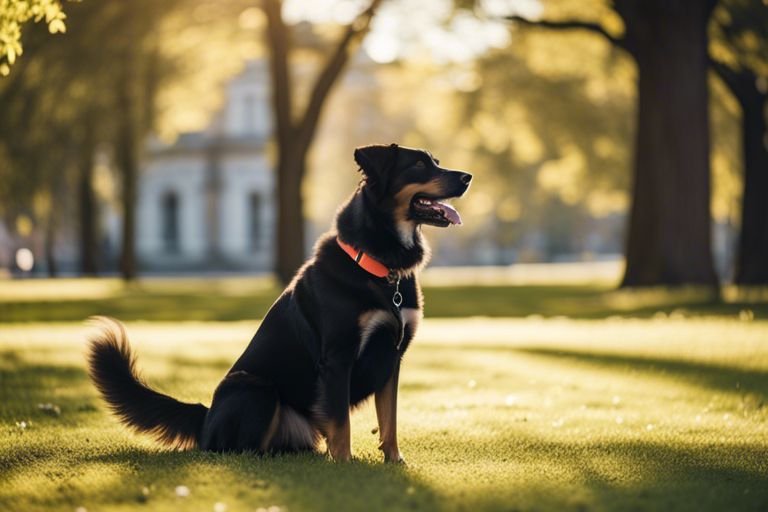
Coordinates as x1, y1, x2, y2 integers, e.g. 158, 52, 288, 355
357, 307, 421, 357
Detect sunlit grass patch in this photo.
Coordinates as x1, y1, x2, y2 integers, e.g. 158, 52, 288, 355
1, 318, 768, 511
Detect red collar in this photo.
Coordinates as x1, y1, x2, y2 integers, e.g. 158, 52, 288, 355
336, 237, 390, 278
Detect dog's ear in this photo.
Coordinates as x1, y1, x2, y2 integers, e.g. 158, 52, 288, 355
354, 144, 398, 195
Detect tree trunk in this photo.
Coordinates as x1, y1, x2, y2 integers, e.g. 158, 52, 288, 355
44, 204, 57, 277
78, 122, 98, 275
734, 90, 768, 284
620, 0, 718, 287
276, 149, 307, 283
116, 80, 138, 281
264, 0, 381, 284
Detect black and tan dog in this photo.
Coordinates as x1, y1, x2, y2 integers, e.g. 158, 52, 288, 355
87, 144, 472, 462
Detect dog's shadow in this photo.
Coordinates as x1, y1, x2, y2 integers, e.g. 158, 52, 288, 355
0, 350, 439, 511
81, 447, 440, 511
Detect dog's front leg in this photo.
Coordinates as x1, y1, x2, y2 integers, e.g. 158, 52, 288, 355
375, 358, 404, 463
316, 360, 352, 462
325, 414, 351, 462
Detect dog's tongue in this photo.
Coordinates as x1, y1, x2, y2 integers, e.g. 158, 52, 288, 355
436, 201, 462, 225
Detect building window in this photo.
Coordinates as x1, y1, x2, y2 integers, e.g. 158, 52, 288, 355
243, 95, 256, 135
161, 191, 179, 252
249, 193, 262, 250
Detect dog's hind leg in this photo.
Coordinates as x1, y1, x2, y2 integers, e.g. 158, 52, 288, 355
269, 406, 320, 453
200, 371, 279, 453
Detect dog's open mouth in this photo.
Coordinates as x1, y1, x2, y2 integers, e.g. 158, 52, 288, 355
410, 195, 462, 227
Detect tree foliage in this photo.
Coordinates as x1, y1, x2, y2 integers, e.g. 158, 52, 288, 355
710, 0, 768, 284
0, 0, 68, 76
505, 0, 723, 288
0, 0, 184, 275
418, 38, 632, 261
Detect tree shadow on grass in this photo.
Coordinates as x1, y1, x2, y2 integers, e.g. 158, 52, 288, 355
5, 343, 768, 511
1, 442, 442, 511
4, 283, 768, 322
0, 291, 279, 322
444, 433, 768, 511
0, 350, 93, 420
423, 284, 768, 319
2, 440, 441, 511
0, 351, 442, 512
0, 350, 99, 481
513, 347, 768, 404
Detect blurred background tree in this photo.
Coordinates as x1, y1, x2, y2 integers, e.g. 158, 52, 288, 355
508, 0, 720, 288
0, 0, 67, 76
263, 0, 382, 284
710, 0, 768, 285
0, 0, 184, 279
0, 0, 763, 291
0, 0, 257, 278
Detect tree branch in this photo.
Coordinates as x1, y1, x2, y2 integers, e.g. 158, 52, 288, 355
506, 15, 628, 53
296, 0, 383, 154
709, 57, 764, 109
705, 0, 720, 17
710, 57, 740, 94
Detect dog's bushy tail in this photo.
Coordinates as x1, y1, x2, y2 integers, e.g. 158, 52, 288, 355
86, 316, 208, 449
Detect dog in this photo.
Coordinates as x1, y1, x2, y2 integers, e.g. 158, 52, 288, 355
87, 143, 472, 462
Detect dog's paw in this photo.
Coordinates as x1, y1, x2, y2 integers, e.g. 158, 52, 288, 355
379, 442, 405, 464
328, 450, 352, 463
384, 453, 406, 464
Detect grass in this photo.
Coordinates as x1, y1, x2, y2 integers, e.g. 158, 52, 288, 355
1, 318, 768, 511
1, 276, 767, 321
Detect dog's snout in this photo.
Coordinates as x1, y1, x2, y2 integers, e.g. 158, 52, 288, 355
460, 173, 472, 185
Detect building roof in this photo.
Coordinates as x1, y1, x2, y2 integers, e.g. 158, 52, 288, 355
146, 132, 268, 157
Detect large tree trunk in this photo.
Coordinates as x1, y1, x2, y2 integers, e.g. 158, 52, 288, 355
620, 0, 718, 287
734, 90, 768, 284
264, 0, 381, 284
264, 0, 299, 284
78, 122, 98, 275
276, 150, 307, 283
116, 80, 139, 281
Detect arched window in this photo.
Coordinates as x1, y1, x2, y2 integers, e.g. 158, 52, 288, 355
161, 191, 179, 252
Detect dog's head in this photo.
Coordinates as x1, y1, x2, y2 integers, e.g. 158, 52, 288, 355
354, 144, 472, 229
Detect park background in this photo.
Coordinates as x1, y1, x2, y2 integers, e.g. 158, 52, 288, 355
1, 0, 767, 511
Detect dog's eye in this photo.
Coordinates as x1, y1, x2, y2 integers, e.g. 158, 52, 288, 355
414, 161, 425, 169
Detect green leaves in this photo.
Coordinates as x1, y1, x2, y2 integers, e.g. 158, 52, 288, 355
0, 0, 69, 76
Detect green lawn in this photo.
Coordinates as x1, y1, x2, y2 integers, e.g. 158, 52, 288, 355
2, 318, 768, 511
1, 277, 767, 321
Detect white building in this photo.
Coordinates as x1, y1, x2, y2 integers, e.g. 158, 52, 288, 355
135, 61, 275, 272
